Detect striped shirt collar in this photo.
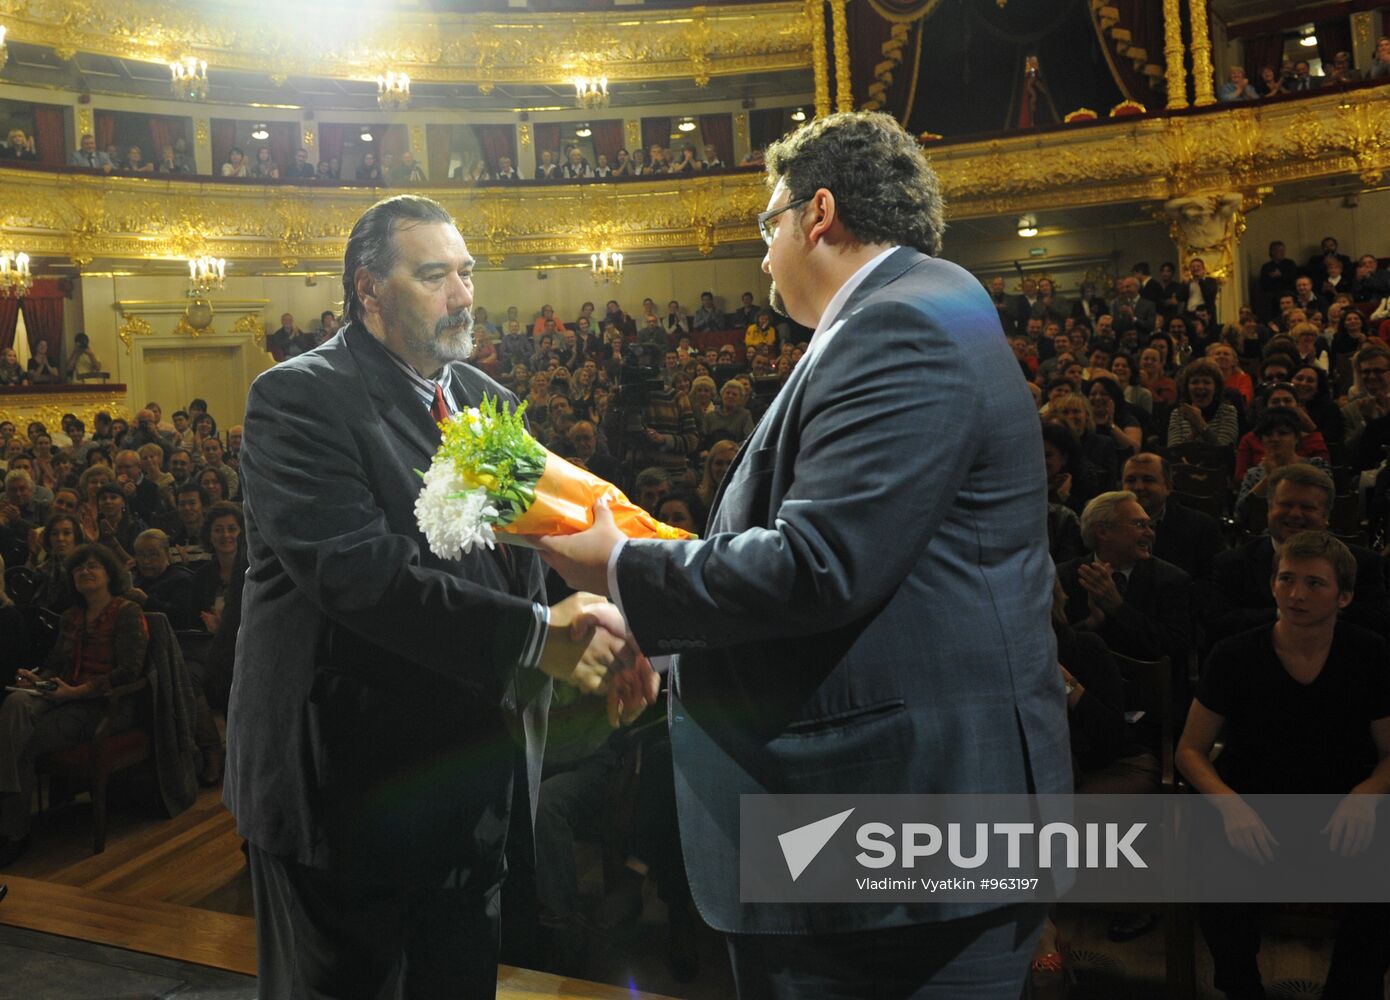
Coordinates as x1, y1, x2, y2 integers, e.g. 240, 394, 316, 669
361, 326, 456, 413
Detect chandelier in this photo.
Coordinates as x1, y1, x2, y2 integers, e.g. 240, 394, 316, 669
170, 57, 209, 100
0, 251, 31, 298
575, 76, 609, 110
590, 251, 623, 285
377, 72, 410, 111
187, 255, 226, 297
0, 26, 8, 73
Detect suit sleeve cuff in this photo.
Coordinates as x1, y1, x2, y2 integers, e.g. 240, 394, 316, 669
517, 601, 550, 671
607, 537, 629, 618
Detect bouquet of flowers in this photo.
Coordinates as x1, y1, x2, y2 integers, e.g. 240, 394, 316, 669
415, 396, 696, 558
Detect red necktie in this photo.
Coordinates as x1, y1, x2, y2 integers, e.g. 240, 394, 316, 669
431, 383, 450, 424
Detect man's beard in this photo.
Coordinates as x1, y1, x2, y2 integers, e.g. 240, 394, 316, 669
405, 309, 474, 365
769, 280, 788, 318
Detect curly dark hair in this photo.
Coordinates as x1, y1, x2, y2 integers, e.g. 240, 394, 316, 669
764, 111, 945, 257
64, 542, 131, 600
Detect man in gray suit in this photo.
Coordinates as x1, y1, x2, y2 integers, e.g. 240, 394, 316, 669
543, 112, 1070, 997
68, 133, 113, 172
226, 195, 652, 999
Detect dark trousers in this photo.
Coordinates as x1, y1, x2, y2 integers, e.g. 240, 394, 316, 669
725, 902, 1048, 999
248, 844, 502, 1000
1199, 902, 1390, 1000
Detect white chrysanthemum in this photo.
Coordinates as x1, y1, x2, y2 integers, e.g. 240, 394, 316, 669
414, 456, 499, 558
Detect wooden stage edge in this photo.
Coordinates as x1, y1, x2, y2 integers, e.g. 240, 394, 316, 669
0, 876, 677, 999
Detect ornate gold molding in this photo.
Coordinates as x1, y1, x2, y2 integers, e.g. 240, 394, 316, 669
0, 0, 811, 86
830, 0, 853, 113
807, 0, 832, 118
0, 392, 130, 430
1186, 0, 1216, 108
231, 312, 267, 351
1162, 0, 1187, 110
2, 88, 1387, 260
118, 314, 154, 354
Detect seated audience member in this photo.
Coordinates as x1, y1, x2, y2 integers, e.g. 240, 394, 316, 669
123, 145, 155, 174
1289, 364, 1345, 445
1208, 464, 1389, 642
691, 292, 723, 334
1087, 376, 1141, 455
161, 483, 213, 565
155, 144, 189, 175
633, 467, 672, 514
65, 333, 102, 382
1207, 343, 1252, 406
559, 147, 592, 179
535, 150, 560, 180
1042, 420, 1103, 517
702, 144, 724, 170
0, 128, 36, 162
730, 292, 759, 331
29, 512, 80, 612
0, 543, 148, 866
26, 340, 61, 385
1341, 343, 1390, 471
703, 379, 755, 447
1122, 453, 1224, 583
113, 448, 165, 524
191, 501, 245, 635
566, 421, 622, 485
284, 148, 316, 179
0, 348, 26, 386
68, 133, 113, 172
1050, 392, 1120, 489
1057, 490, 1193, 667
1138, 346, 1177, 406
1369, 35, 1390, 79
0, 470, 46, 570
354, 151, 383, 184
314, 160, 334, 181
696, 439, 738, 510
198, 466, 230, 505
130, 528, 196, 630
1167, 358, 1239, 448
1234, 382, 1330, 480
386, 151, 426, 186
1234, 409, 1328, 519
1178, 531, 1390, 1000
1109, 353, 1152, 416
1218, 66, 1260, 101
745, 309, 778, 352
656, 493, 706, 537
95, 485, 144, 563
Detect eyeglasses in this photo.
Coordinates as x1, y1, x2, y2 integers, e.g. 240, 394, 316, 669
757, 197, 810, 247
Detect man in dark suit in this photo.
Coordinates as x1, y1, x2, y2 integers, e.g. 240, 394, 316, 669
1180, 257, 1220, 317
1207, 463, 1389, 643
226, 195, 652, 999
1122, 453, 1224, 583
542, 112, 1070, 997
1057, 491, 1193, 667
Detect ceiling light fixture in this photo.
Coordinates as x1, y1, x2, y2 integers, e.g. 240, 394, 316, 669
250, 122, 269, 140
575, 76, 609, 110
790, 107, 807, 122
377, 71, 410, 111
359, 127, 374, 142
170, 56, 209, 100
1299, 24, 1318, 47
0, 25, 9, 73
575, 123, 592, 138
1016, 214, 1039, 238
677, 117, 696, 132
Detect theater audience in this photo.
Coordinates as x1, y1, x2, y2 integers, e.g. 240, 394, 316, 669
1122, 453, 1224, 583
1233, 381, 1330, 480
1168, 359, 1239, 448
129, 528, 196, 630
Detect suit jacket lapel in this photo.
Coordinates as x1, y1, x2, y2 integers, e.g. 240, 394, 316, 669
346, 324, 440, 458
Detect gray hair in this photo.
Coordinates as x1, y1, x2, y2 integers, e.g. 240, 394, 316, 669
4, 468, 32, 489
1080, 490, 1139, 550
135, 528, 171, 552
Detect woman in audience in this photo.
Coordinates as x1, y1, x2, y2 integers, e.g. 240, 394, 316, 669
26, 340, 61, 385
1167, 358, 1239, 448
29, 433, 57, 491
355, 151, 383, 184
95, 486, 144, 563
1087, 375, 1142, 456
77, 465, 114, 541
1329, 308, 1368, 363
29, 512, 81, 612
1208, 343, 1253, 405
198, 466, 230, 505
249, 147, 279, 180
1051, 391, 1120, 488
50, 454, 77, 492
1042, 417, 1104, 517
1291, 363, 1346, 445
0, 543, 148, 866
220, 147, 248, 178
629, 148, 650, 176
703, 379, 754, 446
192, 502, 245, 635
1178, 531, 1390, 1000
1110, 352, 1153, 415
1234, 409, 1328, 518
1138, 345, 1178, 407
0, 347, 28, 386
1234, 382, 1330, 480
656, 493, 707, 538
1256, 65, 1286, 97
1291, 321, 1329, 373
697, 439, 738, 510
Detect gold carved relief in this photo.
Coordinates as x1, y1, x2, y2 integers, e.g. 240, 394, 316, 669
118, 314, 154, 354
231, 312, 267, 351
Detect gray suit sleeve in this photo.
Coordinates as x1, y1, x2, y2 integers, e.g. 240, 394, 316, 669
617, 298, 979, 650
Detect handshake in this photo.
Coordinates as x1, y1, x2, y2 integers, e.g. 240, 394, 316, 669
540, 592, 659, 728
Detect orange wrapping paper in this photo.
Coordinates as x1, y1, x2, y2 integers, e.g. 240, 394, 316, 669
496, 452, 696, 547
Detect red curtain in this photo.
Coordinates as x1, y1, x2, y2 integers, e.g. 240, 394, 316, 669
1316, 17, 1353, 69
268, 122, 297, 175
0, 296, 17, 353
640, 117, 671, 157
318, 124, 347, 174
533, 123, 560, 173
589, 120, 625, 165
94, 111, 116, 152
19, 280, 68, 365
211, 119, 237, 172
476, 124, 517, 173
148, 116, 189, 160
31, 105, 66, 165
749, 109, 785, 153
427, 124, 452, 182
1243, 33, 1287, 83
697, 114, 733, 166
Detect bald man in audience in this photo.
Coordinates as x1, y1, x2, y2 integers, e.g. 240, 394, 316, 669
1121, 453, 1224, 583
1207, 464, 1389, 643
114, 449, 165, 524
1056, 490, 1193, 667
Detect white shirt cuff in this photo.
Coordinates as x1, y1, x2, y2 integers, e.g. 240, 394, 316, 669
518, 601, 550, 671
